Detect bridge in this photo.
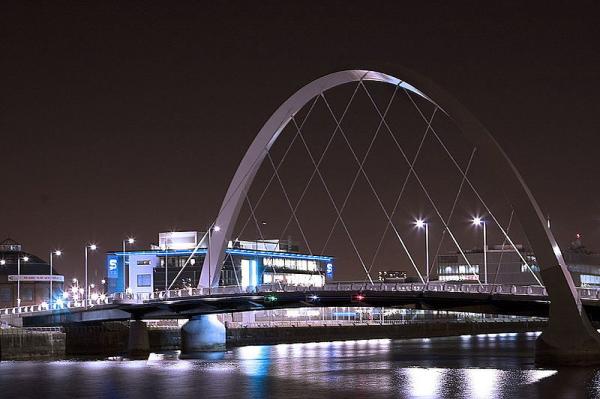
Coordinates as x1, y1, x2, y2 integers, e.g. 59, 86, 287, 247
4, 67, 600, 364
8, 283, 600, 324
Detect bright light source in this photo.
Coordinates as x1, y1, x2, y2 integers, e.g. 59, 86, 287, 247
71, 286, 78, 294
79, 288, 84, 294
56, 298, 64, 307
213, 225, 221, 232
89, 244, 97, 251
309, 294, 319, 301
91, 293, 99, 301
90, 284, 95, 289
472, 217, 482, 226
415, 219, 425, 228
0, 259, 5, 265
62, 291, 69, 299
101, 279, 106, 285
22, 256, 29, 262
72, 278, 78, 283
127, 237, 135, 244
55, 250, 62, 256
354, 294, 365, 301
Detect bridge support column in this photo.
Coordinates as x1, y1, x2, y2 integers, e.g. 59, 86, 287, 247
535, 269, 600, 366
128, 320, 150, 358
181, 315, 226, 356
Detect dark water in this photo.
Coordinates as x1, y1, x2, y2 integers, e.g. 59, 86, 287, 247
1, 332, 600, 398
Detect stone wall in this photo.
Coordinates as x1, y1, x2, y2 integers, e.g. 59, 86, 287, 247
0, 329, 65, 360
226, 320, 547, 347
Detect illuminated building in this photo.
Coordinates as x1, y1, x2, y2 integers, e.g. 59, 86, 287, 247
105, 231, 334, 295
0, 238, 64, 307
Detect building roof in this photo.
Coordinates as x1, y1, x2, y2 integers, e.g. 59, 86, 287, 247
0, 238, 62, 276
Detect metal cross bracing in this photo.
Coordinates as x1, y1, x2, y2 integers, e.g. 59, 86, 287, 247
220, 75, 541, 292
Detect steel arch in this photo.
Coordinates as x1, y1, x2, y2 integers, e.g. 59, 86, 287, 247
199, 69, 600, 358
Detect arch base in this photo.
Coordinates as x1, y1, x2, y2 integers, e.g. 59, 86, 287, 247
535, 329, 600, 366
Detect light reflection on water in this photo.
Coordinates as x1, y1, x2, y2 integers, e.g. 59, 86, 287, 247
0, 332, 599, 398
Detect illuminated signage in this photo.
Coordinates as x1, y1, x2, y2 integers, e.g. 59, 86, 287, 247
8, 275, 64, 282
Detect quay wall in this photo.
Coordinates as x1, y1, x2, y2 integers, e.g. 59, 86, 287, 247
0, 329, 65, 360
226, 320, 548, 347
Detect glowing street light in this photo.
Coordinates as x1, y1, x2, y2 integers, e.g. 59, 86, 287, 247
472, 217, 488, 284
0, 259, 5, 265
123, 237, 135, 290
49, 249, 62, 308
85, 244, 98, 307
17, 254, 29, 308
415, 219, 430, 282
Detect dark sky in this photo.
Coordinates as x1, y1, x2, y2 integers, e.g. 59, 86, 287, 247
2, 1, 600, 282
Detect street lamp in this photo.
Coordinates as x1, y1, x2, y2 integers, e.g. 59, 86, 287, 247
415, 219, 429, 283
85, 244, 97, 307
123, 237, 135, 291
17, 255, 29, 308
207, 224, 221, 293
49, 250, 62, 308
472, 217, 488, 284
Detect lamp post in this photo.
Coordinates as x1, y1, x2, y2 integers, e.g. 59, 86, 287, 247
85, 244, 97, 307
17, 255, 29, 308
208, 224, 221, 294
473, 217, 487, 284
415, 219, 429, 283
49, 250, 62, 308
123, 237, 135, 292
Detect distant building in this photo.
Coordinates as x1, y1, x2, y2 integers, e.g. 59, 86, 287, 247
435, 236, 600, 287
378, 270, 407, 283
0, 238, 64, 308
105, 231, 334, 296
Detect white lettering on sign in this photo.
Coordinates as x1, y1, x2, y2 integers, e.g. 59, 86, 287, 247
7, 275, 65, 282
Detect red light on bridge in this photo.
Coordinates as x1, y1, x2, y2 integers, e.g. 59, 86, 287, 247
352, 294, 365, 302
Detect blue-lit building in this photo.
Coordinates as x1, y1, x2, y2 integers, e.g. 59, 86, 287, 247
105, 231, 334, 295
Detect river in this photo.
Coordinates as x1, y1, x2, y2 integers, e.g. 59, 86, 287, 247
1, 332, 599, 398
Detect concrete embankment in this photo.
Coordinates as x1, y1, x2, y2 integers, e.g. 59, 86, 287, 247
226, 320, 548, 347
64, 322, 180, 356
0, 328, 65, 360
1, 319, 547, 359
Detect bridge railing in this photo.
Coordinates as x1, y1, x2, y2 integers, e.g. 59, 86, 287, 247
3, 282, 600, 316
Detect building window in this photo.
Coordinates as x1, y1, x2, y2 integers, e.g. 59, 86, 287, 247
581, 274, 600, 286
137, 274, 152, 287
137, 260, 151, 265
21, 286, 34, 301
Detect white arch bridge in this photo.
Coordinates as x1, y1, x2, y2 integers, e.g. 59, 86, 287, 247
4, 68, 599, 365
194, 68, 600, 365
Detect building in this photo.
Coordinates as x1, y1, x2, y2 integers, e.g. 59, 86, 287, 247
378, 270, 407, 283
0, 238, 64, 308
105, 231, 334, 295
436, 236, 600, 287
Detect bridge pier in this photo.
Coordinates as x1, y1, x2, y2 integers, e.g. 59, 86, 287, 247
535, 268, 600, 366
128, 320, 150, 358
181, 315, 226, 356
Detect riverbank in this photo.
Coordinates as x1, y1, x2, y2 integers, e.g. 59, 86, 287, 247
226, 319, 547, 346
1, 319, 547, 360
0, 328, 65, 360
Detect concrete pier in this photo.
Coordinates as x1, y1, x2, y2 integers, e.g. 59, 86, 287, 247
181, 315, 226, 356
127, 320, 150, 358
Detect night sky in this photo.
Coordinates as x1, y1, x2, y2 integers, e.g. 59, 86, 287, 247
2, 1, 600, 282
